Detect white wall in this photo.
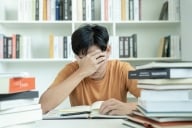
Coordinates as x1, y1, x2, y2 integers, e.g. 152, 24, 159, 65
181, 0, 192, 61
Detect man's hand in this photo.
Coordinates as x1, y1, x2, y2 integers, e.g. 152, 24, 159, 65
99, 98, 137, 115
77, 50, 106, 77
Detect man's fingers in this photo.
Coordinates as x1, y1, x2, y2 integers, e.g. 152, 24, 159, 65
100, 100, 118, 115
88, 50, 102, 57
96, 56, 106, 64
100, 105, 114, 115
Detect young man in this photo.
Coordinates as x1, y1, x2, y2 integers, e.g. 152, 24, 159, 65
39, 24, 140, 115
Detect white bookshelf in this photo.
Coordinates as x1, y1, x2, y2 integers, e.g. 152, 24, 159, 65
0, 0, 188, 100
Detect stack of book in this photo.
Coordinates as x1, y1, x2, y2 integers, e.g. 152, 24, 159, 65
0, 72, 42, 128
123, 62, 192, 128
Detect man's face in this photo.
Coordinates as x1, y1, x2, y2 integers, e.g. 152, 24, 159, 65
77, 45, 109, 80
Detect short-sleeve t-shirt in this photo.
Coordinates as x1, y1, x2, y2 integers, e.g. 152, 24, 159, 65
48, 60, 140, 106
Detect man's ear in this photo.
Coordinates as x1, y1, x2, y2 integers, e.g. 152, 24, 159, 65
106, 44, 111, 59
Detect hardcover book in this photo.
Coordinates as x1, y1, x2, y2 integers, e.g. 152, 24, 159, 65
138, 78, 192, 85
0, 76, 35, 94
129, 68, 192, 79
140, 89, 192, 101
137, 106, 192, 117
135, 62, 192, 70
138, 84, 192, 90
132, 110, 192, 123
138, 99, 192, 112
0, 91, 39, 101
122, 113, 192, 128
0, 107, 42, 128
0, 99, 35, 110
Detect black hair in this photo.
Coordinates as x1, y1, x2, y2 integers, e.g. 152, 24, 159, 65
71, 24, 109, 56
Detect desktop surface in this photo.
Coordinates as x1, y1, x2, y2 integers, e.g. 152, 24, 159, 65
34, 119, 129, 128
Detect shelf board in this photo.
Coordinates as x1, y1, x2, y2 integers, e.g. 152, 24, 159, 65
118, 57, 181, 62
0, 59, 73, 63
115, 21, 180, 28
74, 21, 114, 24
115, 20, 180, 24
0, 20, 180, 24
0, 21, 73, 28
0, 58, 181, 63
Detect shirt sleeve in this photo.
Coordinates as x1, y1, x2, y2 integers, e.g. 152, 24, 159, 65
48, 62, 78, 89
123, 63, 141, 98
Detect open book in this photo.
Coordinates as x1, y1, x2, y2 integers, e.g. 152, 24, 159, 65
43, 101, 127, 119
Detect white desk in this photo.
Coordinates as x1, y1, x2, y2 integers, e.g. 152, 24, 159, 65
34, 119, 129, 128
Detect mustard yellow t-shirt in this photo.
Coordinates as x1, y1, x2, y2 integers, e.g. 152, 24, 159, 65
49, 60, 140, 106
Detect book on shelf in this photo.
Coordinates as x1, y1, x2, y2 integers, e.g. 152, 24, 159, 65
159, 0, 168, 20
0, 91, 39, 101
136, 106, 192, 117
135, 62, 192, 70
43, 101, 127, 119
0, 76, 35, 94
128, 67, 192, 79
133, 110, 192, 123
122, 113, 192, 128
157, 38, 165, 57
157, 35, 181, 58
118, 34, 137, 58
138, 99, 192, 112
18, 0, 72, 21
0, 34, 32, 59
140, 89, 192, 101
49, 34, 72, 59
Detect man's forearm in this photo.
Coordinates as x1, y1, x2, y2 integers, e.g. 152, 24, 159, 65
39, 69, 87, 114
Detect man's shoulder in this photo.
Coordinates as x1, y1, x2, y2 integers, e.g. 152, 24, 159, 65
108, 60, 131, 67
108, 60, 134, 71
59, 61, 78, 73
66, 61, 78, 68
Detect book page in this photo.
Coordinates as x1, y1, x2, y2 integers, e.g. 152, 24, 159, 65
59, 105, 91, 115
44, 105, 91, 119
91, 101, 104, 111
90, 101, 127, 119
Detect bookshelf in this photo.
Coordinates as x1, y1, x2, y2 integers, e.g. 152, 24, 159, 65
0, 0, 189, 99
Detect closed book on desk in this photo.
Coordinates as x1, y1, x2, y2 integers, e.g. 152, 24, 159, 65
140, 89, 192, 101
138, 99, 192, 112
0, 91, 39, 101
137, 106, 192, 117
0, 99, 36, 110
132, 110, 192, 123
136, 62, 192, 70
138, 84, 192, 90
44, 101, 127, 119
0, 107, 42, 128
129, 68, 192, 79
123, 114, 192, 128
0, 76, 35, 94
138, 78, 192, 85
